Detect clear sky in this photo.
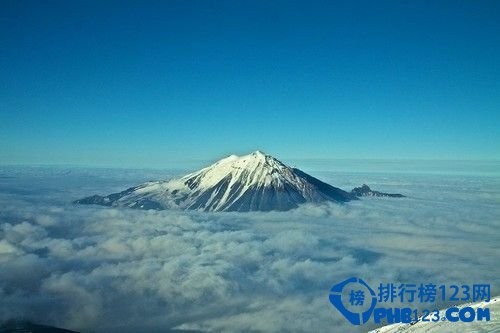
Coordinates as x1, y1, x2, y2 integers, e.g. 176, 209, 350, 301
1, 0, 499, 168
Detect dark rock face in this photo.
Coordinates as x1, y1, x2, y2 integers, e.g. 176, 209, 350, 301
73, 186, 140, 207
73, 194, 112, 206
292, 168, 357, 203
205, 172, 356, 212
351, 184, 405, 198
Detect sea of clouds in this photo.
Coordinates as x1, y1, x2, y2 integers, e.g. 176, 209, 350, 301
0, 163, 499, 333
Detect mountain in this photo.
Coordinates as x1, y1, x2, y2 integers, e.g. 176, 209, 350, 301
0, 320, 80, 333
351, 184, 405, 198
75, 151, 402, 212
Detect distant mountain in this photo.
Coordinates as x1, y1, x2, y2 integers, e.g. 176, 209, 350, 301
0, 320, 79, 333
75, 151, 403, 212
351, 184, 405, 198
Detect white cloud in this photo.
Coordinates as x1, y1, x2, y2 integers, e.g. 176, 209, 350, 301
0, 167, 498, 332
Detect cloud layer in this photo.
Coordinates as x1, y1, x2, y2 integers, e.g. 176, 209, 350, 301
0, 166, 499, 332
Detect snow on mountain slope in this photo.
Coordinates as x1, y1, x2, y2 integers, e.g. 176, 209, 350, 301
75, 151, 357, 212
368, 297, 500, 333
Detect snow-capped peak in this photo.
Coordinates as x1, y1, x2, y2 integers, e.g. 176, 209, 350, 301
75, 151, 358, 212
180, 151, 296, 193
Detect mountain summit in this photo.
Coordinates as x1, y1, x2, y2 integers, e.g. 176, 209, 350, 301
75, 151, 402, 212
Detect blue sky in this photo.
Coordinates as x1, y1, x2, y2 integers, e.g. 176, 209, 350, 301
1, 0, 499, 168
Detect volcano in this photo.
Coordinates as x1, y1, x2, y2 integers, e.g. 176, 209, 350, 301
75, 151, 403, 212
